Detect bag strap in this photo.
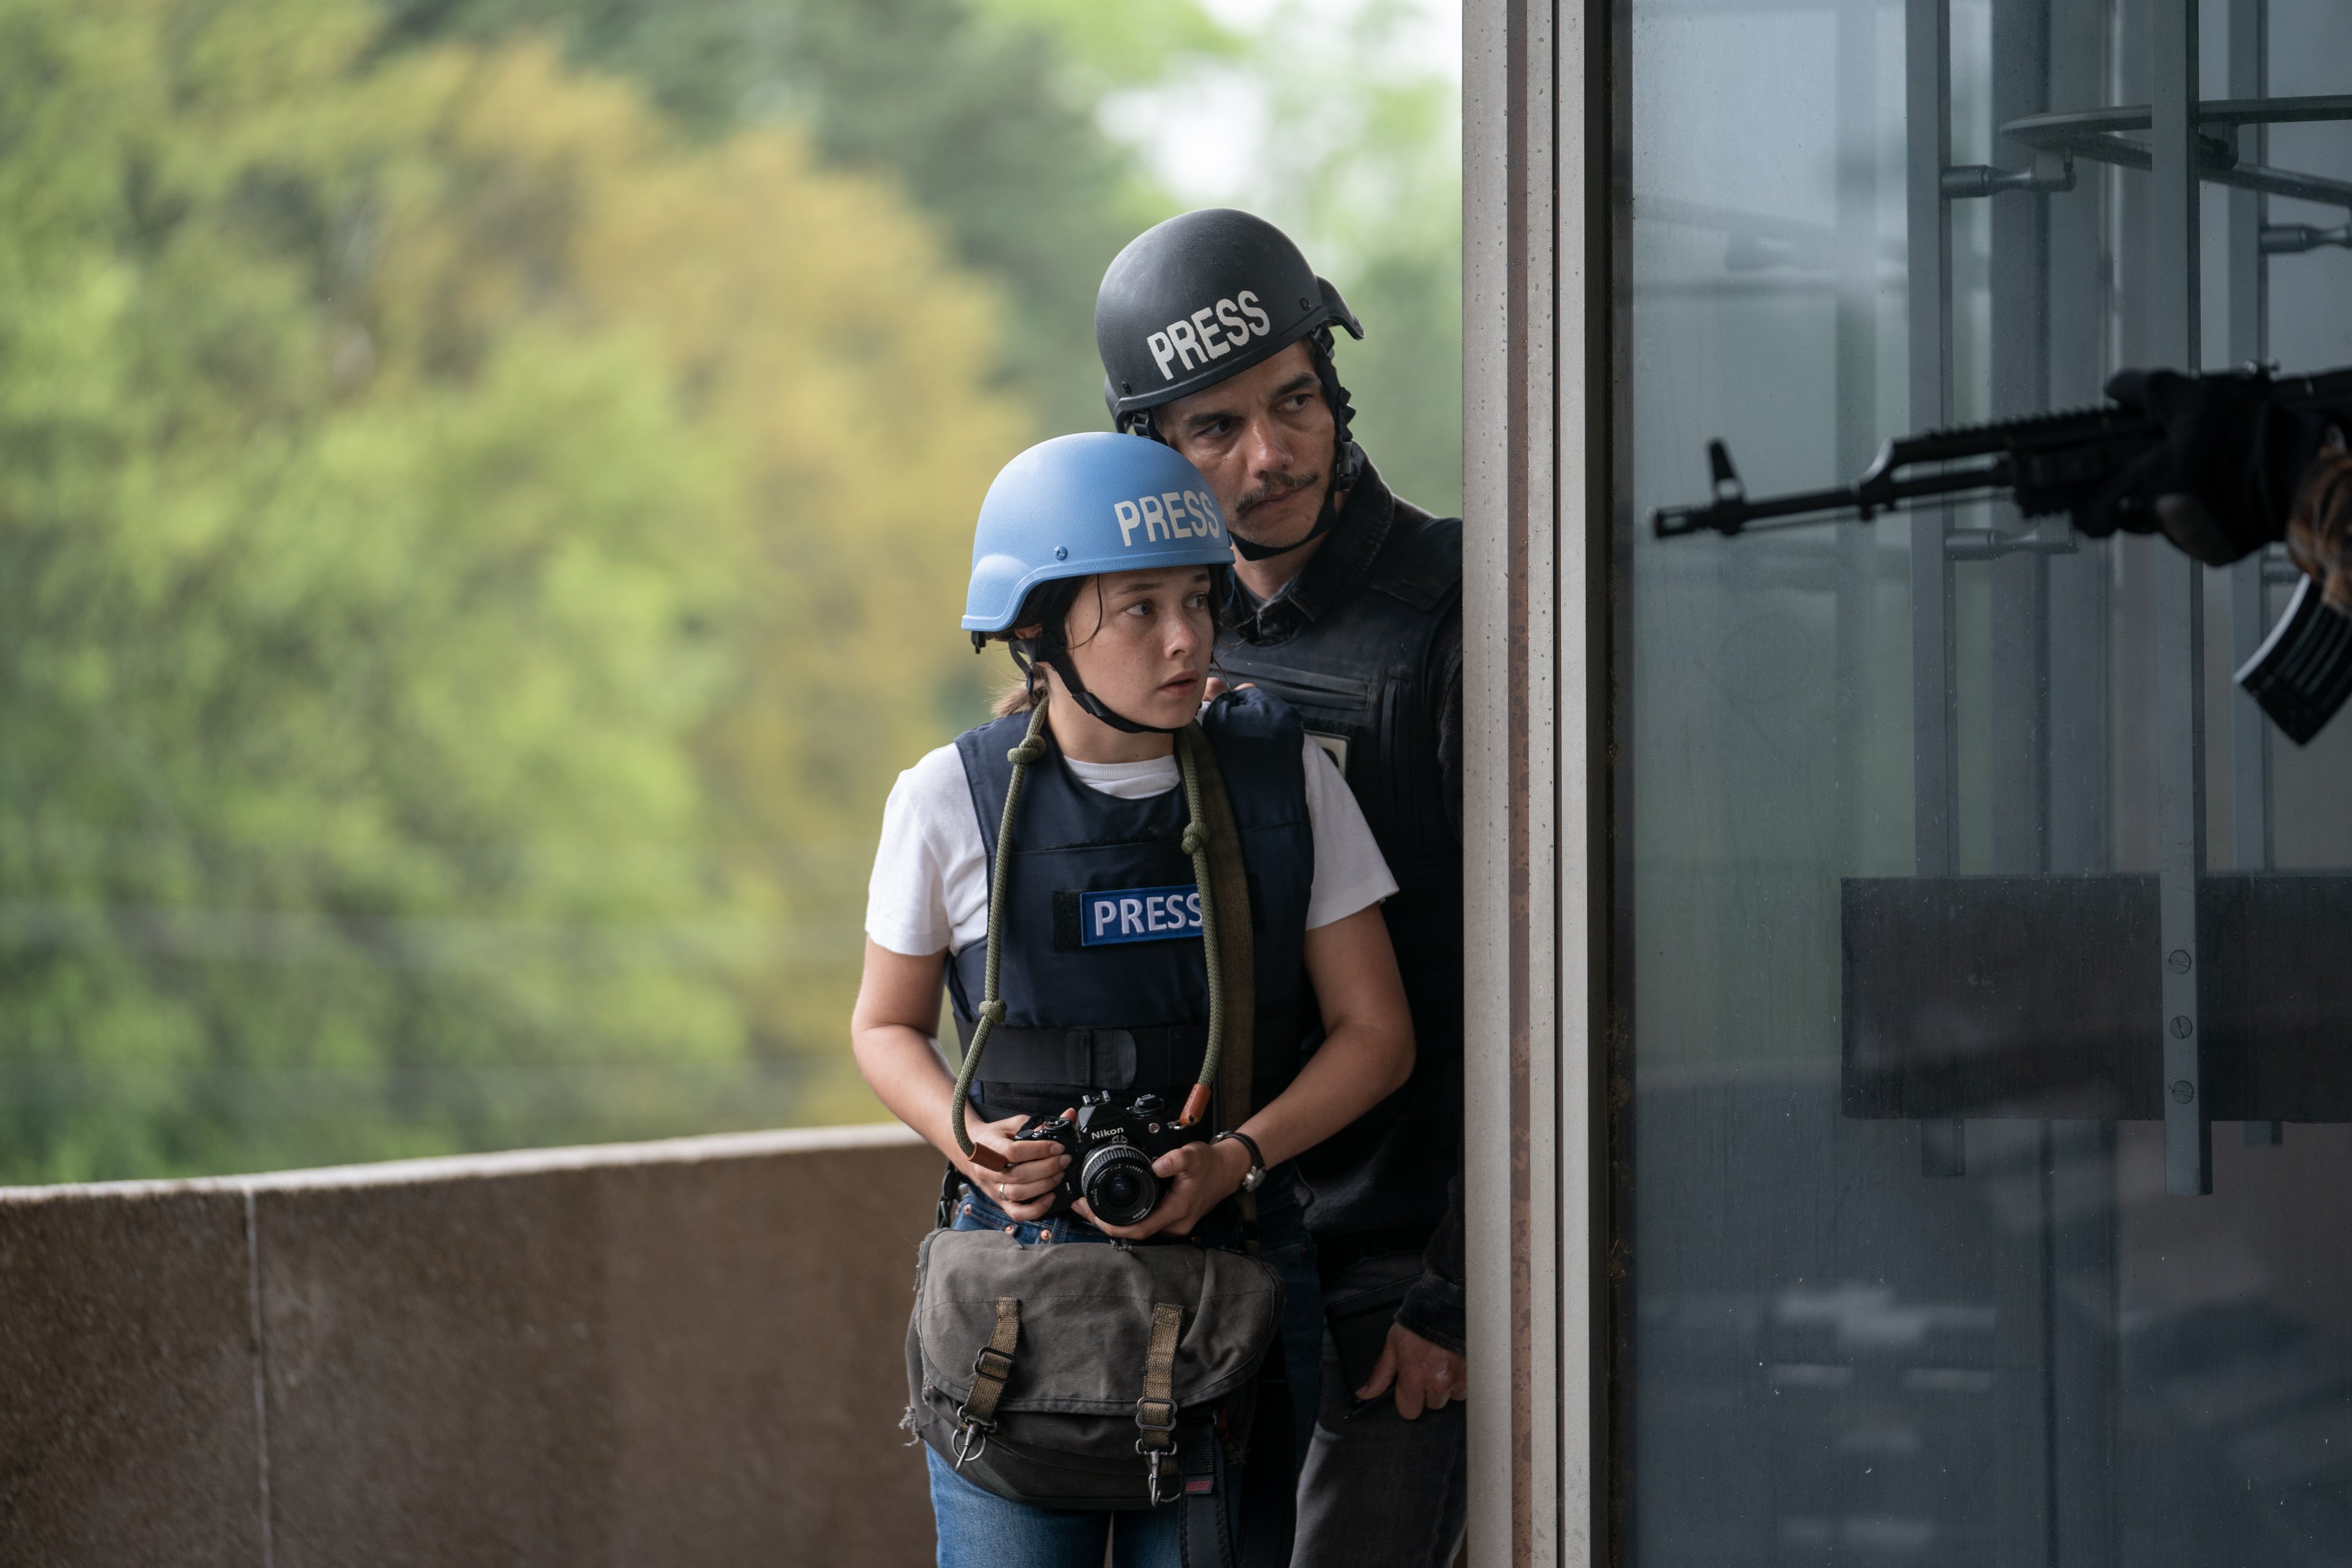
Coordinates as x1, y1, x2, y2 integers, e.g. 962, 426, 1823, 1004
951, 1296, 1021, 1469
1176, 723, 1261, 1251
1136, 1302, 1234, 1566
1134, 1302, 1184, 1500
1177, 1412, 1230, 1568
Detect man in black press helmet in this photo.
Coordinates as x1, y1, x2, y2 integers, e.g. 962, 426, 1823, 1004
1095, 208, 1468, 1567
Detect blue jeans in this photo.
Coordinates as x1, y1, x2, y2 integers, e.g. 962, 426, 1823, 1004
929, 1167, 1322, 1568
929, 1447, 1182, 1568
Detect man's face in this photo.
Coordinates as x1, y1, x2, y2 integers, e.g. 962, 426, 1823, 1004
1156, 341, 1334, 553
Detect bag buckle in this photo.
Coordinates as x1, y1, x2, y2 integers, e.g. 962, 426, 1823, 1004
1134, 1392, 1179, 1502
1142, 1447, 1180, 1506
972, 1345, 1016, 1384
951, 1415, 995, 1469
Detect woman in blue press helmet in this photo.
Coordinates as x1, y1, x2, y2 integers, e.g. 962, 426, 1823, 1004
853, 433, 1415, 1567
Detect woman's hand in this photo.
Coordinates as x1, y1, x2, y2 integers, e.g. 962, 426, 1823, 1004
954, 1108, 1072, 1223
852, 942, 1082, 1221
1076, 1135, 1252, 1240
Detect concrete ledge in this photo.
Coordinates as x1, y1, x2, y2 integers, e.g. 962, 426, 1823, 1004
0, 1121, 925, 1202
0, 1124, 943, 1567
0, 1189, 263, 1568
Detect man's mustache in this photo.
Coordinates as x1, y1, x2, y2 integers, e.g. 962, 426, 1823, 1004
1235, 470, 1322, 517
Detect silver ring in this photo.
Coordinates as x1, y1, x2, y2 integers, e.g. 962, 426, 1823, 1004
997, 1182, 1008, 1200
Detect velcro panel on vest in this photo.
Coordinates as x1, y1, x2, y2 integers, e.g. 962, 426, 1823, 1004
1050, 891, 1084, 952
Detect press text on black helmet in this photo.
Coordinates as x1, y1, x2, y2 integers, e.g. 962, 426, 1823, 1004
1146, 293, 1275, 382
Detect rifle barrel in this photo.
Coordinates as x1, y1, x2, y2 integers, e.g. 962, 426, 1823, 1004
1653, 464, 2010, 537
1651, 365, 2352, 540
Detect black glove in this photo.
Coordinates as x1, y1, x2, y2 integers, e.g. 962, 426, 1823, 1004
2073, 368, 2334, 565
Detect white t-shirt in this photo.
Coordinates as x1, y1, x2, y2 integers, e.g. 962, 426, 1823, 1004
866, 734, 1397, 959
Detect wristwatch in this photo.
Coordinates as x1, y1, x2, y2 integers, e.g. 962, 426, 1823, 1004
1213, 1131, 1267, 1193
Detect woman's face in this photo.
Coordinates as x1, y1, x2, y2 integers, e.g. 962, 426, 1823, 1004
1052, 565, 1217, 731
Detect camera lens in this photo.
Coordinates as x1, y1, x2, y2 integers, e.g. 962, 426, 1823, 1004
1081, 1144, 1159, 1227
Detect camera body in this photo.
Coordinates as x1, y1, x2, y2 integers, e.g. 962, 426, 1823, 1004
1012, 1090, 1204, 1227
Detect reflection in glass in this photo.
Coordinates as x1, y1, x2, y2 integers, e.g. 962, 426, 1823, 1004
1623, 0, 2352, 1561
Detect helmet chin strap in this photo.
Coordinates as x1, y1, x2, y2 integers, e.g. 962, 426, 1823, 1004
1009, 639, 1188, 737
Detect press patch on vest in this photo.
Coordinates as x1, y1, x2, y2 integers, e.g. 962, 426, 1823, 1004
1307, 731, 1349, 774
1076, 884, 1205, 946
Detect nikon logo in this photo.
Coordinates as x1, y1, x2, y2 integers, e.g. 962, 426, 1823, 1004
1114, 489, 1224, 548
1146, 291, 1273, 381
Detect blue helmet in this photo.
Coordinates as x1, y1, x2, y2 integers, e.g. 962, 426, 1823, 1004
963, 433, 1232, 635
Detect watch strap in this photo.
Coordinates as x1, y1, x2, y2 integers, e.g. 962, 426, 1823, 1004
1215, 1130, 1266, 1189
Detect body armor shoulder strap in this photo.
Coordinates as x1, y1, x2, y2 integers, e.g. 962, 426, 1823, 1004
1193, 683, 1308, 802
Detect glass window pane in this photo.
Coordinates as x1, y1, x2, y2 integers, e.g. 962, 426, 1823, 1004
1620, 1, 2352, 1562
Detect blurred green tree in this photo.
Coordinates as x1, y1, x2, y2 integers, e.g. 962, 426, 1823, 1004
0, 0, 1021, 1179
375, 0, 1231, 440
1166, 0, 1465, 516
377, 0, 1463, 514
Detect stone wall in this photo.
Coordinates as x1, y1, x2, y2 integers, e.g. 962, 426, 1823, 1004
0, 1125, 943, 1567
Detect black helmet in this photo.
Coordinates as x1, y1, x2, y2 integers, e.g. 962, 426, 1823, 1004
1095, 209, 1363, 423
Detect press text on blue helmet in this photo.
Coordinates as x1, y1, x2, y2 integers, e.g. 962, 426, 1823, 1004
1145, 293, 1274, 381
1112, 490, 1224, 548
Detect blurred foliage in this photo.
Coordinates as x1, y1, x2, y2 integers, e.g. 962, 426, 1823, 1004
1144, 0, 1465, 515
0, 0, 1461, 1183
375, 0, 1231, 439
0, 0, 1017, 1180
378, 0, 1462, 510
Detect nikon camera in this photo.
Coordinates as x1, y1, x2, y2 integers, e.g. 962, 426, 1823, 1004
1011, 1090, 1205, 1227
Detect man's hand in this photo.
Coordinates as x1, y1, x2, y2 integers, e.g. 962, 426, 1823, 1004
2077, 368, 2337, 564
2288, 443, 2352, 616
1357, 1322, 1467, 1420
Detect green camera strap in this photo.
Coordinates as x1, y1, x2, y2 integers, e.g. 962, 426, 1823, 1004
1174, 721, 1261, 1253
949, 707, 1251, 1172
948, 703, 1053, 1163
